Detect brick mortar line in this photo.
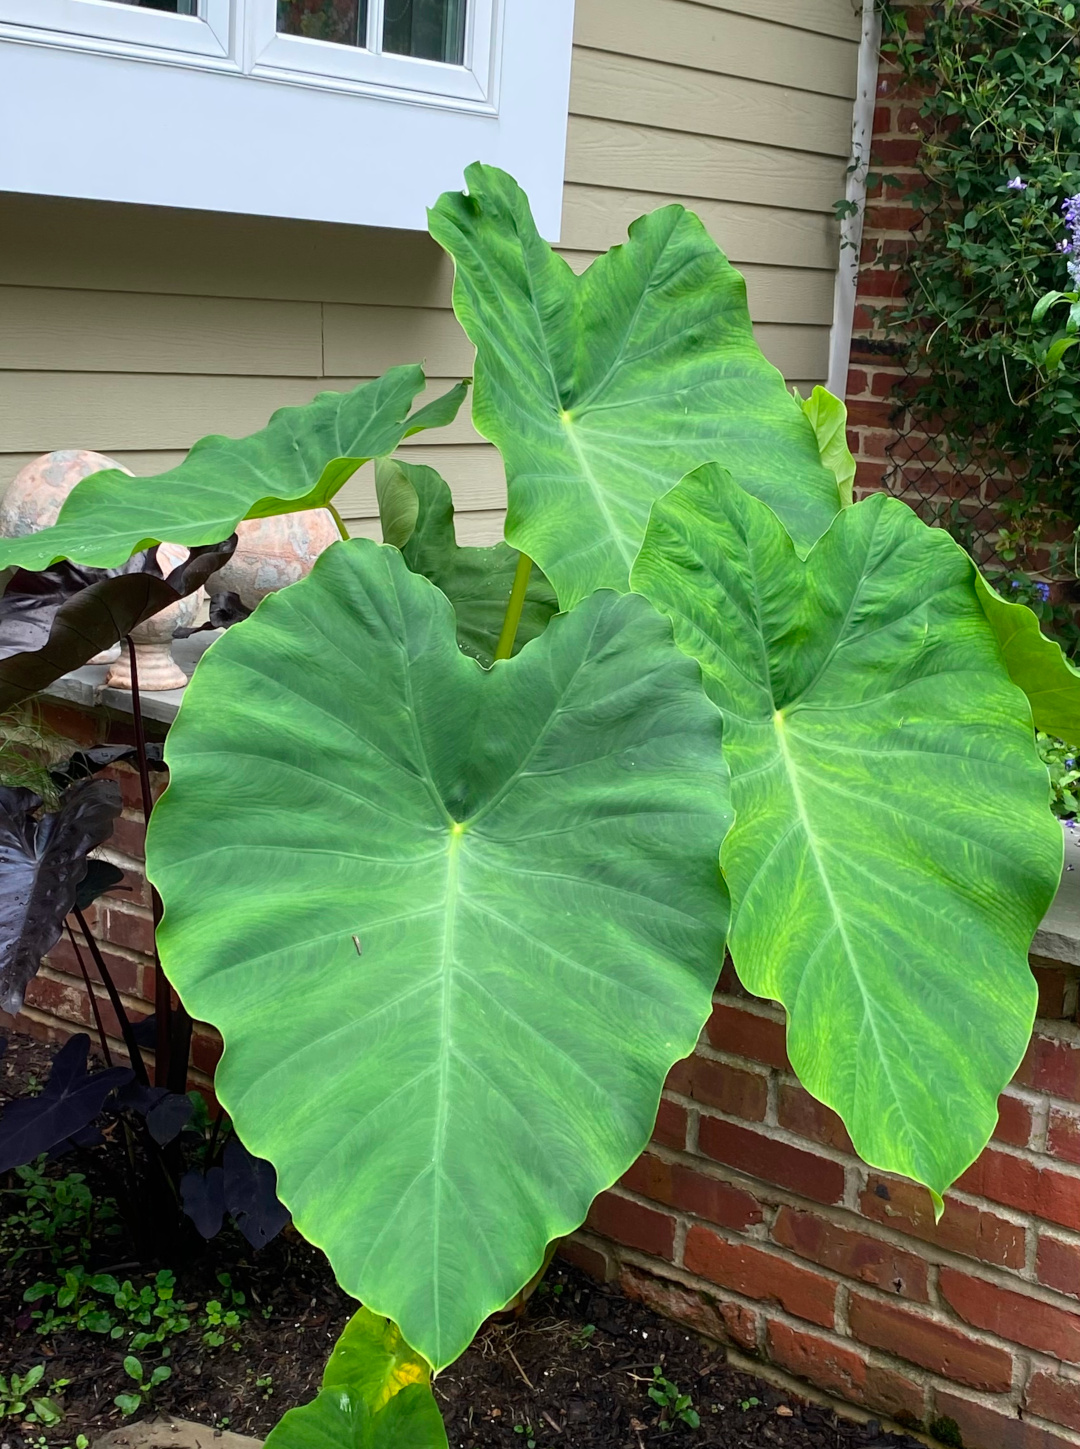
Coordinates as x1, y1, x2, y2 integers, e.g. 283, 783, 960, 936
589, 1238, 1036, 1427
35, 962, 151, 1019
11, 1005, 215, 1091
671, 1097, 881, 1173
605, 1182, 1080, 1384
624, 1141, 1080, 1303
596, 1235, 1080, 1443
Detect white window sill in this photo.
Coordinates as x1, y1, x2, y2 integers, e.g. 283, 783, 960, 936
0, 0, 574, 235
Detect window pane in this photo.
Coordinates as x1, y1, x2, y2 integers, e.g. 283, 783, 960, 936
383, 0, 465, 63
113, 0, 199, 10
277, 0, 368, 45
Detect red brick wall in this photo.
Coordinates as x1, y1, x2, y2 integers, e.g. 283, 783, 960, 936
845, 8, 926, 511
844, 5, 1024, 564
571, 954, 1080, 1449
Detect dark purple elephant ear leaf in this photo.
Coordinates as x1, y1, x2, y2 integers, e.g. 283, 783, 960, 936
181, 1166, 226, 1240
50, 743, 165, 792
74, 859, 126, 912
224, 1138, 290, 1248
0, 1033, 132, 1172
0, 537, 237, 713
0, 779, 122, 1017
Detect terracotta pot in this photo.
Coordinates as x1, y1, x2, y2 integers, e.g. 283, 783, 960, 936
104, 544, 202, 693
0, 448, 129, 537
0, 449, 134, 666
205, 509, 341, 609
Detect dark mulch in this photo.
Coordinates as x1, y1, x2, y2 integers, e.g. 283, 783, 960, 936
0, 1032, 925, 1449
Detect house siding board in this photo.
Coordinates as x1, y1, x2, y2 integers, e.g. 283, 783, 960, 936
0, 0, 858, 532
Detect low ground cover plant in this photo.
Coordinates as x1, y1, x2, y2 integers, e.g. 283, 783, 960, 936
1, 165, 1080, 1445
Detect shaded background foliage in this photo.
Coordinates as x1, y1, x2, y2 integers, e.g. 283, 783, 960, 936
874, 0, 1080, 655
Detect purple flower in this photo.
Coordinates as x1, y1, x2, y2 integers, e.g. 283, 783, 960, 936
1061, 195, 1080, 286
1035, 581, 1051, 602
1008, 176, 1028, 191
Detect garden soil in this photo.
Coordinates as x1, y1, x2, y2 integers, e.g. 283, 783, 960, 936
0, 1033, 926, 1449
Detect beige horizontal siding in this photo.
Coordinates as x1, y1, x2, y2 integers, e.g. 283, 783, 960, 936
573, 0, 858, 95
691, 0, 862, 41
0, 0, 858, 531
566, 116, 847, 214
561, 184, 839, 269
0, 374, 480, 454
569, 50, 853, 156
0, 287, 323, 376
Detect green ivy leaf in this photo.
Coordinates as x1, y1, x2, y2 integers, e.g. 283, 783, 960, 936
632, 465, 1063, 1198
0, 370, 467, 573
428, 164, 839, 608
148, 539, 732, 1369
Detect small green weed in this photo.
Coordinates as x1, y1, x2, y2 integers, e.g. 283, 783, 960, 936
0, 1160, 119, 1267
23, 1265, 250, 1353
114, 1356, 171, 1418
200, 1272, 248, 1348
24, 1267, 124, 1335
0, 1364, 69, 1426
254, 1373, 274, 1399
512, 1423, 537, 1449
648, 1366, 699, 1430
739, 1397, 761, 1412
117, 1270, 191, 1350
568, 1322, 595, 1348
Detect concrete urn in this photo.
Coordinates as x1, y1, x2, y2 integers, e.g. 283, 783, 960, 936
205, 509, 341, 610
0, 449, 136, 666
104, 543, 201, 694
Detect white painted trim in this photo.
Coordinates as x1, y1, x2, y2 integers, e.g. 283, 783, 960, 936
826, 0, 881, 399
0, 0, 230, 56
0, 0, 574, 237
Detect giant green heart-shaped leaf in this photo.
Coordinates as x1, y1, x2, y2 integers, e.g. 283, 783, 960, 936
147, 539, 731, 1368
374, 456, 557, 666
632, 466, 1063, 1197
264, 1308, 446, 1449
0, 369, 466, 574
428, 164, 841, 608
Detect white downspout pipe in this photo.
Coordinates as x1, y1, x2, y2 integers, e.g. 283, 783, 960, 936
826, 0, 883, 399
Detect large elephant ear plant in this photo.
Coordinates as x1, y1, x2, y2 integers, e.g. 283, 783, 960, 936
3, 164, 1072, 1445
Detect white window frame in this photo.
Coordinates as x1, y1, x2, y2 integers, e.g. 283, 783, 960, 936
249, 0, 496, 106
0, 0, 231, 59
0, 0, 574, 237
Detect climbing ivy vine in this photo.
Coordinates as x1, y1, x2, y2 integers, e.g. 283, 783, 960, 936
877, 0, 1080, 649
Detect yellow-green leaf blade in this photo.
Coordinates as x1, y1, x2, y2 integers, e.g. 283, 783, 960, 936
429, 164, 840, 608
975, 572, 1080, 741
632, 467, 1063, 1196
264, 1308, 446, 1449
0, 371, 467, 573
797, 386, 856, 509
148, 540, 732, 1368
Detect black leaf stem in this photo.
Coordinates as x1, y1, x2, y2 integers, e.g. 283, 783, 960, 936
71, 904, 149, 1087
64, 919, 113, 1066
124, 635, 176, 1089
